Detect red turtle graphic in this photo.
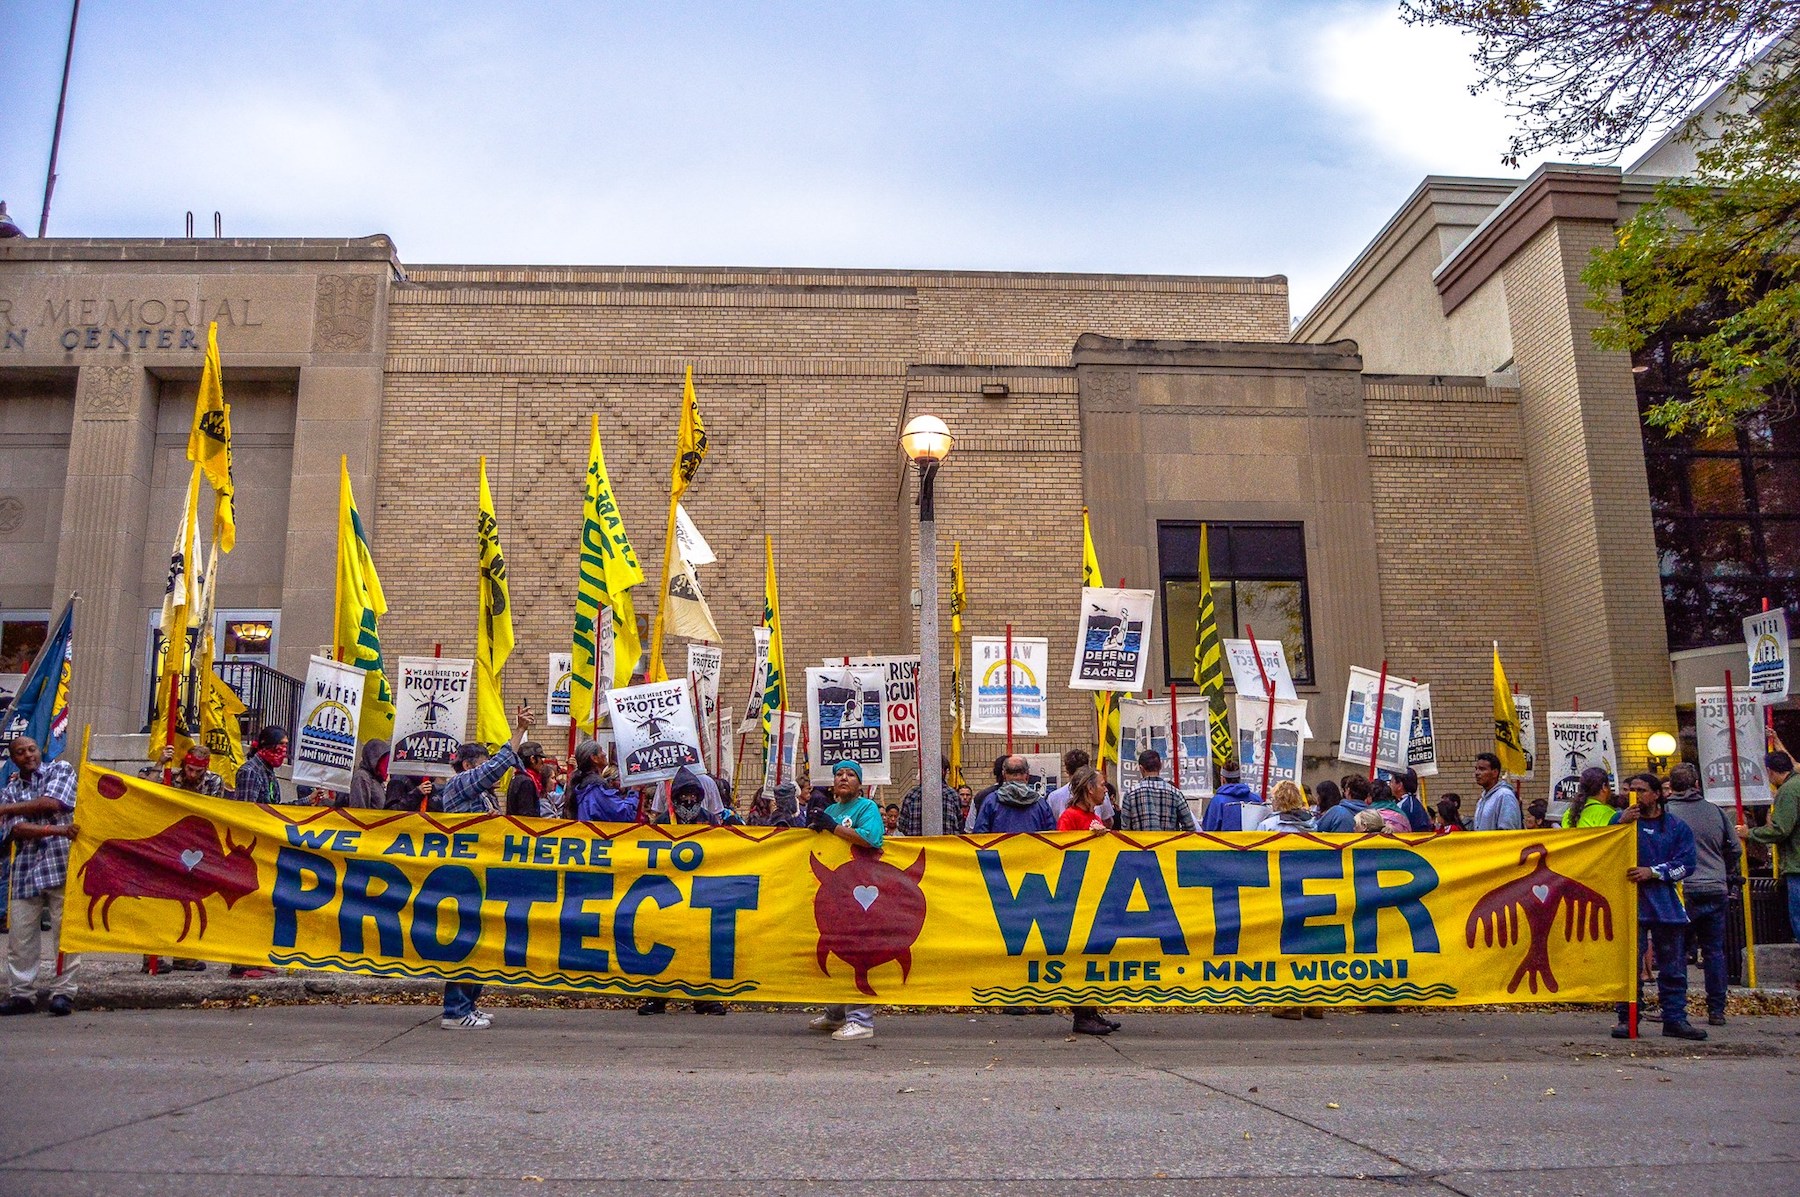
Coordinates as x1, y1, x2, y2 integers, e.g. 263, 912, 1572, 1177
1466, 843, 1613, 994
810, 849, 927, 996
79, 815, 260, 941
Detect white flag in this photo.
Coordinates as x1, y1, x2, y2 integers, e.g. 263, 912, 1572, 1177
675, 504, 716, 567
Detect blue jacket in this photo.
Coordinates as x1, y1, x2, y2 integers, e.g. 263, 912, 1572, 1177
1394, 792, 1433, 832
574, 776, 638, 823
971, 784, 1055, 834
1201, 783, 1262, 833
1612, 808, 1695, 924
1315, 799, 1367, 833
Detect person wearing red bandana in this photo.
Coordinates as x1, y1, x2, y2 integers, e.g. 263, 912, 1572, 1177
233, 726, 288, 806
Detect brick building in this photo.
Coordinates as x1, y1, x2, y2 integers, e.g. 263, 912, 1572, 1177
1, 158, 1792, 795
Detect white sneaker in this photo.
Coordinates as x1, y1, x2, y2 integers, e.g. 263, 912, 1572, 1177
441, 1012, 492, 1030
831, 1022, 874, 1041
808, 1014, 844, 1032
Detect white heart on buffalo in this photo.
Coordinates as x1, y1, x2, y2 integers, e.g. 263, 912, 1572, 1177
180, 848, 204, 871
852, 884, 879, 911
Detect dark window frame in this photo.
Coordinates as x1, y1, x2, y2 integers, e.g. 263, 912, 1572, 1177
1155, 520, 1315, 686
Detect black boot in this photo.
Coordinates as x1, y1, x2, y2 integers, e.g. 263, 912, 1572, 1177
637, 998, 668, 1015
1072, 1013, 1116, 1036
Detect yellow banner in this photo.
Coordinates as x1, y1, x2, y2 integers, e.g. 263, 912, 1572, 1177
66, 763, 1634, 1006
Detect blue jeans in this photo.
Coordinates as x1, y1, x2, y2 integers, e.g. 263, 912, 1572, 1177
1617, 923, 1689, 1027
443, 982, 485, 1019
825, 1004, 873, 1029
1787, 879, 1800, 945
1683, 892, 1730, 1016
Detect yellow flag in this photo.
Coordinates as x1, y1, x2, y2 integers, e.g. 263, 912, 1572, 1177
197, 667, 248, 781
1191, 523, 1234, 767
186, 322, 235, 552
760, 535, 788, 740
475, 457, 514, 747
335, 457, 396, 740
949, 541, 967, 787
149, 464, 204, 761
1082, 508, 1122, 774
572, 416, 645, 734
648, 367, 709, 682
1492, 642, 1527, 775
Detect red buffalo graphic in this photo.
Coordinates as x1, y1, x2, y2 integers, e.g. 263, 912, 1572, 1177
79, 816, 259, 941
1466, 843, 1613, 994
810, 849, 927, 996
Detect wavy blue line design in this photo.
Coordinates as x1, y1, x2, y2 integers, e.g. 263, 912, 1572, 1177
266, 953, 760, 999
967, 982, 1459, 1005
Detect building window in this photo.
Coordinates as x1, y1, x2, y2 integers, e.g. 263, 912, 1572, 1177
1158, 522, 1313, 685
0, 612, 51, 704
144, 609, 281, 724
1637, 321, 1800, 651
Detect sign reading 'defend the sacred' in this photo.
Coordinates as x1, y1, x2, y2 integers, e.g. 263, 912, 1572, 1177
293, 655, 365, 793
390, 657, 473, 779
807, 666, 893, 785
70, 763, 1638, 1009
1119, 697, 1214, 799
1338, 668, 1416, 775
1743, 609, 1790, 703
1235, 695, 1309, 789
1694, 687, 1772, 806
1070, 588, 1154, 692
1406, 684, 1438, 777
969, 636, 1049, 735
606, 680, 704, 785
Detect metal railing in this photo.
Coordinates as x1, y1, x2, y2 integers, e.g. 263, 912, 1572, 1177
217, 660, 302, 743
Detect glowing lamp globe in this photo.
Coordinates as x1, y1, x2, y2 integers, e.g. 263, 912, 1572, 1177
900, 415, 953, 463
1646, 731, 1678, 760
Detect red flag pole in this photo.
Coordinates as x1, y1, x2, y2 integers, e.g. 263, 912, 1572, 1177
774, 703, 788, 786
1245, 624, 1276, 801
160, 672, 180, 785
1169, 680, 1181, 790
1367, 659, 1389, 782
1724, 670, 1747, 828
1004, 622, 1014, 755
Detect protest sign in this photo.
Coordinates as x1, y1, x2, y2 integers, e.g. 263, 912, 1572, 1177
606, 680, 704, 785
744, 627, 771, 723
761, 713, 801, 798
1515, 695, 1537, 779
390, 657, 473, 778
545, 652, 573, 728
70, 763, 1638, 1008
969, 636, 1049, 735
689, 643, 725, 767
1407, 684, 1438, 777
1235, 694, 1308, 790
1544, 712, 1607, 805
1338, 668, 1416, 774
849, 656, 920, 754
807, 665, 892, 785
1695, 686, 1772, 806
1070, 588, 1155, 691
1022, 753, 1063, 802
1223, 638, 1297, 700
1744, 608, 1790, 703
1119, 697, 1214, 798
292, 655, 365, 793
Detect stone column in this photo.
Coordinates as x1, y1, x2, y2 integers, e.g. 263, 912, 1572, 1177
1502, 217, 1676, 764
53, 364, 157, 737
276, 365, 385, 679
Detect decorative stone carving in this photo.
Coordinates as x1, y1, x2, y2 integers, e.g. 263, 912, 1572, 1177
0, 496, 24, 535
313, 274, 379, 353
1085, 370, 1136, 412
81, 365, 137, 419
1306, 372, 1361, 416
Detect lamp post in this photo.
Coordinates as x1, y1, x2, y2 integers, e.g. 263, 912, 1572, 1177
901, 415, 954, 835
1646, 731, 1677, 772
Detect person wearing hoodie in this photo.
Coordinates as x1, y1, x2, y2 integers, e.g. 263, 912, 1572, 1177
347, 738, 389, 810
971, 755, 1056, 834
1258, 780, 1316, 834
1661, 763, 1741, 1026
570, 742, 637, 823
1317, 774, 1372, 833
639, 766, 728, 1017
1611, 783, 1706, 1041
1123, 749, 1200, 833
1200, 762, 1263, 833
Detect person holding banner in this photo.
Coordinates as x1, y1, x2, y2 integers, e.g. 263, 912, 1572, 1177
1612, 785, 1707, 1041
233, 727, 288, 806
0, 737, 80, 1017
159, 744, 226, 799
808, 760, 887, 1041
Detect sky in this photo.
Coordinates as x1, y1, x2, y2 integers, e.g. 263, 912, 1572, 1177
0, 0, 1617, 318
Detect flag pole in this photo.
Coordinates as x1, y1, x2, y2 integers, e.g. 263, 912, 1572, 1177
1724, 669, 1759, 989
1368, 659, 1389, 782
1004, 623, 1014, 756
1168, 680, 1181, 791
1245, 624, 1276, 801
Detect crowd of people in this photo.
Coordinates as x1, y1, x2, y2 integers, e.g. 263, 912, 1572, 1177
2, 716, 1796, 1047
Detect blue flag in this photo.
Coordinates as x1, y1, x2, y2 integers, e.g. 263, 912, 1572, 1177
0, 598, 74, 781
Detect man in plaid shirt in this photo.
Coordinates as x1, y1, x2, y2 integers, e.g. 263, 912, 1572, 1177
898, 756, 961, 836
0, 737, 80, 1017
1118, 748, 1198, 833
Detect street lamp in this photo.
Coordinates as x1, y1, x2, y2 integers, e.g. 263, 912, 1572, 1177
901, 415, 953, 834
1646, 731, 1678, 771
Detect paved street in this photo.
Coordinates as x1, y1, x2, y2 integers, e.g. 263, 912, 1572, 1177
2, 1003, 1796, 1196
